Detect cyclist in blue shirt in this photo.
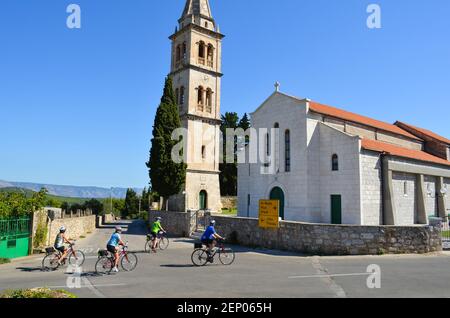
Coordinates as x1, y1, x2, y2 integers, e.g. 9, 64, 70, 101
107, 226, 126, 272
201, 220, 224, 259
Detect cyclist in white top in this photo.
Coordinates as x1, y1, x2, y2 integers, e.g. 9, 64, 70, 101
54, 226, 71, 265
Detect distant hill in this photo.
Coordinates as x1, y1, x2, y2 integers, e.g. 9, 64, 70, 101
0, 187, 91, 205
0, 181, 143, 199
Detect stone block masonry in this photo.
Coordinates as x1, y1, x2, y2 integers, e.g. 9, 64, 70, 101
48, 216, 96, 244
206, 215, 442, 255
149, 210, 194, 237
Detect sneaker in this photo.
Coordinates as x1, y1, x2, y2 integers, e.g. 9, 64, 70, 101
112, 267, 119, 273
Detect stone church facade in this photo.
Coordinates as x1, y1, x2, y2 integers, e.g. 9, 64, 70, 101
167, 0, 223, 212
238, 90, 450, 226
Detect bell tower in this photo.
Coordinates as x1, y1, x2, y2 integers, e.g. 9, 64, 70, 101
169, 0, 224, 212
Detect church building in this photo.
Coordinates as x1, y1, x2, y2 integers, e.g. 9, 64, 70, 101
168, 0, 223, 212
238, 88, 450, 226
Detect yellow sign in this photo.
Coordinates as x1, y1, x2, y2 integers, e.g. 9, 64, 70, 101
259, 200, 280, 229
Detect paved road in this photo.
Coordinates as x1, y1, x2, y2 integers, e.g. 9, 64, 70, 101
1, 220, 450, 298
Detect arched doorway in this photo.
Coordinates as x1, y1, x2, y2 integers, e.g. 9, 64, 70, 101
199, 190, 208, 210
270, 187, 285, 220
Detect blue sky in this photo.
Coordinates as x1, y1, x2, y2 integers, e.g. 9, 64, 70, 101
0, 0, 449, 188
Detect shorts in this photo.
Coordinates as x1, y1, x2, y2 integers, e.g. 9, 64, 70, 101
151, 231, 163, 239
107, 245, 117, 254
55, 246, 66, 253
202, 238, 214, 245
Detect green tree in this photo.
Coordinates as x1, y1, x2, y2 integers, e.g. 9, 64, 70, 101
219, 113, 252, 196
219, 112, 239, 196
141, 188, 150, 212
123, 188, 139, 218
60, 202, 70, 215
84, 199, 104, 215
0, 188, 48, 218
146, 76, 187, 207
239, 113, 251, 131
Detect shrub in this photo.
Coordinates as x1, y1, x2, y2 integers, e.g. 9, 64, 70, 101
0, 258, 11, 265
0, 288, 77, 299
33, 213, 48, 248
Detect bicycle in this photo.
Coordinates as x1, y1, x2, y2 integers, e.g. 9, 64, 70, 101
95, 243, 138, 274
145, 232, 169, 253
42, 242, 85, 271
191, 239, 235, 266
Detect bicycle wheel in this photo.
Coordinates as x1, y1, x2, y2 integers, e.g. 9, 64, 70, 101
121, 252, 138, 272
95, 257, 113, 275
159, 237, 170, 250
69, 250, 86, 267
144, 240, 153, 253
191, 249, 209, 267
219, 248, 235, 266
42, 253, 60, 271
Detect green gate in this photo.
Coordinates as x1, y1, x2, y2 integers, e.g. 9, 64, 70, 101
0, 218, 31, 259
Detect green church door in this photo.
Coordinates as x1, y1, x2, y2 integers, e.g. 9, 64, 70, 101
270, 187, 285, 220
199, 190, 207, 210
331, 195, 342, 225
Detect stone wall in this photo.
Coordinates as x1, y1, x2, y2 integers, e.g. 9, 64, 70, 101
360, 152, 382, 225
221, 197, 237, 210
148, 210, 193, 237
102, 213, 116, 224
206, 215, 442, 256
47, 216, 96, 244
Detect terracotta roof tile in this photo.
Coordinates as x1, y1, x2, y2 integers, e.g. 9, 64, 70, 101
308, 101, 422, 141
395, 121, 450, 145
361, 138, 450, 167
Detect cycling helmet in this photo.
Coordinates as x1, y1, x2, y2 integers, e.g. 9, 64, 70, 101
115, 226, 123, 233
156, 217, 162, 221
59, 226, 66, 233
210, 220, 216, 226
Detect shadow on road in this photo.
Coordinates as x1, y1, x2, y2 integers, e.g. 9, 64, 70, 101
99, 220, 148, 237
16, 267, 44, 272
160, 264, 197, 268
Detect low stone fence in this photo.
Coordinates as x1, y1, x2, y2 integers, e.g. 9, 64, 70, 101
149, 210, 193, 237
31, 210, 96, 249
47, 215, 96, 244
206, 215, 442, 255
103, 213, 116, 224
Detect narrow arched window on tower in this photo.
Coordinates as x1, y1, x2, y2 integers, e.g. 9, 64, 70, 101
176, 45, 181, 63
182, 42, 187, 61
332, 154, 339, 171
179, 86, 185, 105
197, 86, 204, 111
198, 41, 205, 64
206, 88, 213, 113
207, 44, 214, 67
202, 145, 206, 159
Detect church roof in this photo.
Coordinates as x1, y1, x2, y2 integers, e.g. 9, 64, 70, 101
361, 138, 450, 167
308, 101, 422, 141
395, 121, 450, 146
182, 0, 213, 19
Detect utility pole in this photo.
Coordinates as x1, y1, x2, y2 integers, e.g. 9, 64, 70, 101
110, 187, 113, 216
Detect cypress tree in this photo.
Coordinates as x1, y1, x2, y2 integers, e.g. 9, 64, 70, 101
146, 76, 186, 204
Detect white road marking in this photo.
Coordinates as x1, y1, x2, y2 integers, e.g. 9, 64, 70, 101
42, 283, 127, 289
311, 257, 347, 298
289, 273, 371, 279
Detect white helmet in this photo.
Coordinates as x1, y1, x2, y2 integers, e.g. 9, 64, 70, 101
59, 226, 66, 233
115, 226, 123, 232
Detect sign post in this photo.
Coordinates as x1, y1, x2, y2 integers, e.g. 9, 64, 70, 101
259, 200, 280, 229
